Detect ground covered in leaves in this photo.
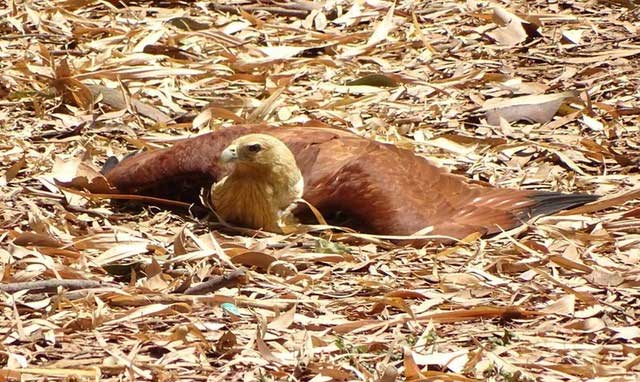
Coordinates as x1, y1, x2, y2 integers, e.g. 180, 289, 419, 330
2, 0, 640, 381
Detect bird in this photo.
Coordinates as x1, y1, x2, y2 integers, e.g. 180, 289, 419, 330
103, 124, 599, 243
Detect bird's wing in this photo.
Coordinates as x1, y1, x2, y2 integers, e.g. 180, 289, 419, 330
277, 132, 596, 240
283, 135, 481, 237
104, 126, 256, 193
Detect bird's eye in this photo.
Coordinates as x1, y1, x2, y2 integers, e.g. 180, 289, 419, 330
247, 143, 262, 153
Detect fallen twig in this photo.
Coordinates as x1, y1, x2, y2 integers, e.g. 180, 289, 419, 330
107, 294, 291, 311
209, 3, 313, 18
0, 279, 117, 293
183, 268, 247, 295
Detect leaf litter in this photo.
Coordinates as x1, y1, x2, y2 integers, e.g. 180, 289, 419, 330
1, 0, 640, 381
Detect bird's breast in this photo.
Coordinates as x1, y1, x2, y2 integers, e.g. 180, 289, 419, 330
211, 176, 291, 232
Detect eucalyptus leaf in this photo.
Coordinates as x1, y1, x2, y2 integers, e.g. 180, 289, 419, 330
346, 74, 398, 88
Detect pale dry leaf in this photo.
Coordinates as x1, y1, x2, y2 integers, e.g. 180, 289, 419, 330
585, 267, 624, 287
483, 91, 578, 125
258, 46, 308, 60
541, 294, 575, 315
564, 317, 607, 333
561, 29, 584, 45
412, 350, 469, 373
268, 304, 296, 330
611, 326, 640, 340
488, 7, 540, 47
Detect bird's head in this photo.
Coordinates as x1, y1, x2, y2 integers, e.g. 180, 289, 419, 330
213, 133, 303, 231
220, 134, 298, 173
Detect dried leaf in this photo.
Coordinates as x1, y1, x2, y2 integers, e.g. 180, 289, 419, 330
541, 294, 575, 315
166, 17, 210, 31
0, 155, 26, 186
488, 7, 541, 46
268, 304, 296, 330
346, 74, 398, 88
483, 91, 578, 125
403, 347, 425, 381
229, 251, 277, 270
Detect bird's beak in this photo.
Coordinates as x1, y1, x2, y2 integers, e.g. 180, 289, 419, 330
220, 145, 238, 163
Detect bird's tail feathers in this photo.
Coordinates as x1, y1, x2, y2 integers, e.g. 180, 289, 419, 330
527, 192, 600, 218
100, 156, 120, 175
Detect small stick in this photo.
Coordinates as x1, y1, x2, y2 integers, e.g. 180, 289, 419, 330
210, 3, 310, 18
59, 186, 194, 209
183, 269, 247, 295
0, 279, 117, 293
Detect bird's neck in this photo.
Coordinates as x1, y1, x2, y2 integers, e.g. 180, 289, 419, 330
232, 162, 302, 191
231, 162, 276, 178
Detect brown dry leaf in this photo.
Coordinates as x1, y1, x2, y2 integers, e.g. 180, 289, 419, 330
52, 59, 95, 110
12, 231, 65, 248
0, 155, 26, 186
436, 232, 482, 258
369, 296, 415, 318
377, 364, 398, 382
166, 16, 210, 31
247, 87, 285, 122
384, 289, 428, 300
216, 330, 237, 353
530, 267, 598, 305
548, 254, 592, 273
173, 226, 189, 256
229, 251, 277, 270
346, 74, 399, 88
255, 327, 287, 365
193, 106, 247, 129
403, 347, 425, 381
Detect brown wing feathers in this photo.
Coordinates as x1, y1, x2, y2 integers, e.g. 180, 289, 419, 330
103, 125, 598, 241
106, 126, 252, 192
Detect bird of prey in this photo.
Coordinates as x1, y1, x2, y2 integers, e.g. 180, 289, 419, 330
103, 124, 598, 242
